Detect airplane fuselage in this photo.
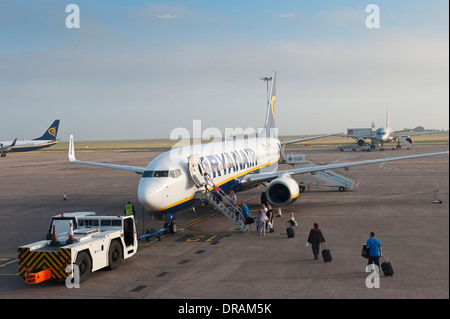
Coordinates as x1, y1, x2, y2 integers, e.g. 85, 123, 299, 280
1, 120, 60, 155
137, 137, 280, 214
3, 140, 59, 152
374, 127, 394, 143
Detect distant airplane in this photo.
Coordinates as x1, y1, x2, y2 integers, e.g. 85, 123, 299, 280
0, 120, 60, 157
339, 107, 440, 151
68, 73, 448, 230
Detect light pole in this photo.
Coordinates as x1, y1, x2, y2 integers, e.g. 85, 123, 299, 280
260, 76, 272, 107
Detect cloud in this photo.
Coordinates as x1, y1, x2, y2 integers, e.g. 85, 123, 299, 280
277, 12, 295, 19
315, 7, 362, 26
125, 4, 191, 24
157, 14, 177, 19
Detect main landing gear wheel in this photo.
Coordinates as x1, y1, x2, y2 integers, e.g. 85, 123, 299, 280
299, 183, 306, 193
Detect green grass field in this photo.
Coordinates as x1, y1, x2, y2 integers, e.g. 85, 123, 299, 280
282, 132, 449, 148
37, 132, 449, 153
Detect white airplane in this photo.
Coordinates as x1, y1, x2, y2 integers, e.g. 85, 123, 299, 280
1, 120, 60, 157
339, 107, 440, 151
68, 72, 448, 226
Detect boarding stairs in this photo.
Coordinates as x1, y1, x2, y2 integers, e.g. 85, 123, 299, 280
284, 152, 359, 192
188, 154, 248, 232
194, 187, 248, 232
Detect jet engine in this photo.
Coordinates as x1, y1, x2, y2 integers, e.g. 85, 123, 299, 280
357, 138, 365, 146
266, 176, 299, 206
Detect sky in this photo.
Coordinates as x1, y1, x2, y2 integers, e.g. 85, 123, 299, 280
0, 0, 448, 141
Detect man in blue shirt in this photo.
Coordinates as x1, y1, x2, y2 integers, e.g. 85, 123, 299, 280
239, 201, 251, 218
366, 232, 383, 270
238, 201, 254, 227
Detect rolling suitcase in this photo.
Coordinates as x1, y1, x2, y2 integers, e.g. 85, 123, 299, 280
244, 216, 254, 225
381, 257, 394, 276
321, 243, 332, 262
286, 222, 295, 238
286, 227, 295, 238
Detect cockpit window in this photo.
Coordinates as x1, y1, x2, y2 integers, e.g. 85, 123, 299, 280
153, 170, 169, 177
142, 170, 154, 178
171, 169, 182, 178
143, 169, 182, 178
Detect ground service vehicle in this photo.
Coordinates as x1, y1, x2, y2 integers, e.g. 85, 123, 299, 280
18, 212, 137, 284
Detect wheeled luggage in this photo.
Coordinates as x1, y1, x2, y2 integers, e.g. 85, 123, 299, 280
381, 257, 394, 276
286, 222, 295, 238
322, 243, 332, 262
244, 216, 254, 225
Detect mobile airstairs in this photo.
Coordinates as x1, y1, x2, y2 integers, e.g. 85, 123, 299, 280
194, 188, 248, 232
283, 152, 360, 192
188, 155, 248, 232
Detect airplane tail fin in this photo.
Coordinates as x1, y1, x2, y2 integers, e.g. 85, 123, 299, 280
386, 106, 389, 128
33, 120, 60, 141
259, 71, 277, 138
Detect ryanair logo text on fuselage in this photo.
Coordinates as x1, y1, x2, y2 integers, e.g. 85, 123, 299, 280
199, 148, 257, 178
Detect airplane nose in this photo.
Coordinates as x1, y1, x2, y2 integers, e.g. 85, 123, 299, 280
138, 178, 165, 211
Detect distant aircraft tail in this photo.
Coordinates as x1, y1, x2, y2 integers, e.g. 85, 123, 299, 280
386, 106, 389, 128
259, 71, 277, 139
33, 120, 60, 141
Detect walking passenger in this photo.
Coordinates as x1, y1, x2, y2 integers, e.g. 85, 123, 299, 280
239, 201, 254, 227
288, 212, 298, 228
203, 172, 212, 190
366, 232, 383, 270
307, 223, 326, 260
239, 201, 250, 218
258, 208, 268, 236
213, 186, 222, 203
266, 204, 274, 232
228, 191, 237, 206
261, 204, 268, 214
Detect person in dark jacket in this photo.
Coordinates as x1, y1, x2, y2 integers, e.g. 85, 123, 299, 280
307, 223, 326, 260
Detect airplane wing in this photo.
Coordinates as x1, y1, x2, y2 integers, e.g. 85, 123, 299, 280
0, 138, 17, 155
243, 151, 449, 185
393, 131, 442, 136
334, 134, 375, 140
68, 135, 146, 174
281, 133, 339, 145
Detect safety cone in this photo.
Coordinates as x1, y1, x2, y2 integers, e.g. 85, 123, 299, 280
49, 225, 60, 246
277, 208, 282, 217
432, 189, 442, 204
66, 222, 77, 245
